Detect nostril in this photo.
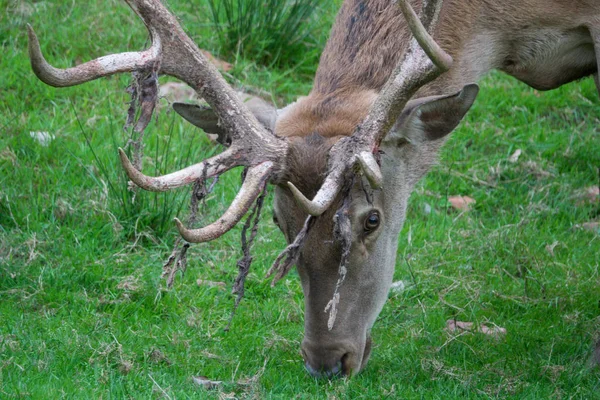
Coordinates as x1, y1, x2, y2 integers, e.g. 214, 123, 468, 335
304, 361, 319, 377
330, 360, 342, 377
304, 359, 344, 379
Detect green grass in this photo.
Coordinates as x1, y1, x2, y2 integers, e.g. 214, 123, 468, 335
1, 0, 599, 398
206, 0, 323, 67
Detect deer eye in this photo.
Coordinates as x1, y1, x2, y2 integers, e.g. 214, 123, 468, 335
364, 211, 380, 232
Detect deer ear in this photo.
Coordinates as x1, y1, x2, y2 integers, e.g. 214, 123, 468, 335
173, 102, 232, 146
388, 83, 479, 145
173, 93, 278, 147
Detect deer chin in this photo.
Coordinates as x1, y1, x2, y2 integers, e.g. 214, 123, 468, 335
302, 334, 373, 378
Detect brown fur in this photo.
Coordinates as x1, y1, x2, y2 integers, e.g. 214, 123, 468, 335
282, 134, 338, 198
316, 0, 597, 95
276, 89, 378, 139
277, 0, 598, 151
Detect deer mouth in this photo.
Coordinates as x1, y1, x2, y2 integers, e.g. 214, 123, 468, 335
335, 335, 374, 376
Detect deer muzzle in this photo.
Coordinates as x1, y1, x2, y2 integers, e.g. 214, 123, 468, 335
301, 334, 373, 378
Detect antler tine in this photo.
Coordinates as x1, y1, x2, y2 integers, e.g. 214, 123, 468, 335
174, 162, 273, 243
396, 0, 452, 73
287, 168, 345, 216
118, 147, 237, 192
27, 24, 162, 88
356, 151, 383, 189
289, 0, 450, 216
366, 0, 452, 143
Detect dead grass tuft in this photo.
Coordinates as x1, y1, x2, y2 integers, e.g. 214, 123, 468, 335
116, 275, 140, 292
148, 348, 171, 365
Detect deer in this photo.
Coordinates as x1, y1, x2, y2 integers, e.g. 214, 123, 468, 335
27, 0, 598, 378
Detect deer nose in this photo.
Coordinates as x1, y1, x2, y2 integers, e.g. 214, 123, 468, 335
301, 335, 373, 378
301, 339, 358, 378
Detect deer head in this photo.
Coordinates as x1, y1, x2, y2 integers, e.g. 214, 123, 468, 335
28, 0, 477, 377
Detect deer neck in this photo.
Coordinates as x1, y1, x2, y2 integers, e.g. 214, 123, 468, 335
312, 0, 598, 104
312, 0, 486, 97
301, 0, 598, 136
293, 0, 487, 137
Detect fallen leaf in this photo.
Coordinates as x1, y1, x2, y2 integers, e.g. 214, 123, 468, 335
587, 186, 600, 201
572, 186, 600, 206
545, 241, 559, 257
479, 324, 507, 337
508, 149, 522, 163
197, 279, 226, 289
446, 319, 506, 338
448, 196, 476, 211
192, 376, 222, 389
446, 320, 474, 332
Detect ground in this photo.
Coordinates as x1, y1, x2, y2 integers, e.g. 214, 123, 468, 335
1, 0, 599, 398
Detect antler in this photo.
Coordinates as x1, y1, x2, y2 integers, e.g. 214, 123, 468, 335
289, 0, 452, 216
28, 0, 288, 242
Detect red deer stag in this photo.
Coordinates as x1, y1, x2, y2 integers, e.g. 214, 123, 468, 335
28, 0, 598, 377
